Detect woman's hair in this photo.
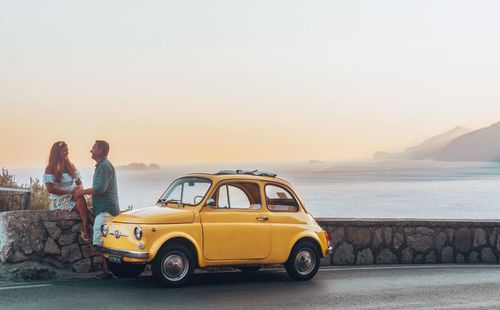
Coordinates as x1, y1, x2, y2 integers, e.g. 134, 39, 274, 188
47, 141, 77, 183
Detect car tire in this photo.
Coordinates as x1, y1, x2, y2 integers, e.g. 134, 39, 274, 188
285, 241, 320, 281
108, 262, 146, 278
238, 266, 262, 273
152, 244, 195, 287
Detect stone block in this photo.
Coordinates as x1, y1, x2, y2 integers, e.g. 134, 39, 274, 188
441, 246, 454, 263
407, 234, 433, 252
424, 251, 437, 264
455, 228, 472, 252
393, 233, 404, 250
376, 249, 397, 264
59, 220, 78, 230
61, 244, 82, 263
11, 250, 28, 263
414, 255, 424, 264
320, 255, 332, 266
415, 227, 435, 235
46, 226, 62, 241
43, 221, 57, 229
468, 251, 480, 263
71, 223, 83, 233
490, 229, 497, 246
356, 248, 374, 265
58, 231, 76, 246
332, 243, 354, 265
401, 247, 413, 264
435, 232, 447, 251
372, 229, 383, 248
346, 228, 371, 247
445, 229, 454, 242
81, 245, 99, 258
473, 229, 487, 248
331, 227, 345, 247
73, 258, 92, 273
20, 226, 46, 255
456, 253, 466, 263
41, 256, 65, 269
43, 238, 60, 255
383, 227, 392, 245
481, 247, 497, 263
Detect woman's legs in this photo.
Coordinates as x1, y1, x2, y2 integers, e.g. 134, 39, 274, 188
73, 197, 92, 238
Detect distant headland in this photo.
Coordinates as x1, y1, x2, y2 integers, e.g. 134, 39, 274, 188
116, 163, 161, 171
374, 121, 500, 162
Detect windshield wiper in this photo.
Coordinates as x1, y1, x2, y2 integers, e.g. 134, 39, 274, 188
159, 199, 184, 208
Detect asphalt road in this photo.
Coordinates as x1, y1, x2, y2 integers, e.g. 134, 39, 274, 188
2, 265, 500, 309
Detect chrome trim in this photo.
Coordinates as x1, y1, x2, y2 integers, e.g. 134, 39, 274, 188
109, 231, 129, 238
102, 247, 148, 259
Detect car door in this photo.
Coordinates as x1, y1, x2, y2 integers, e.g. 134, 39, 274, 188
200, 181, 271, 260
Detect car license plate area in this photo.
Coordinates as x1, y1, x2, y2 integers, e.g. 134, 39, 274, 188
108, 255, 122, 263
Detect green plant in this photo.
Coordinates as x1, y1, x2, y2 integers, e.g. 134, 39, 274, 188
0, 168, 50, 211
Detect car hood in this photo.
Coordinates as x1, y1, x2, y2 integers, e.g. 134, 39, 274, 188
112, 206, 195, 224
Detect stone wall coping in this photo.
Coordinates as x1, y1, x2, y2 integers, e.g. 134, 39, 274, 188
2, 211, 500, 226
315, 217, 500, 227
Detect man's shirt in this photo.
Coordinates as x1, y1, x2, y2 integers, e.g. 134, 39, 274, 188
92, 157, 119, 216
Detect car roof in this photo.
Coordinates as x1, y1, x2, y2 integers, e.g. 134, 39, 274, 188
182, 171, 291, 185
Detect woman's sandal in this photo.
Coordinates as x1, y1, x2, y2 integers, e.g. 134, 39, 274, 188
80, 229, 92, 243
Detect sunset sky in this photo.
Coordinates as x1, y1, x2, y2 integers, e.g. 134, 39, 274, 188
2, 0, 500, 167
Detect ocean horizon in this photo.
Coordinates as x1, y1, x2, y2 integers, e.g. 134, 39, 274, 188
7, 160, 500, 219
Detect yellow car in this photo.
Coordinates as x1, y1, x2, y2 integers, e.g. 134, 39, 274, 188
101, 170, 332, 287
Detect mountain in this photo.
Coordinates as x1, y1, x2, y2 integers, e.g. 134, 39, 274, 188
374, 126, 473, 160
117, 163, 161, 171
433, 122, 500, 162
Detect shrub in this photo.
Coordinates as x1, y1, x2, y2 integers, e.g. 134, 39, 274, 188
0, 168, 50, 211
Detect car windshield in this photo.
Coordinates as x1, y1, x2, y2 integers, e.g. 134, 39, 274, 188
158, 177, 212, 206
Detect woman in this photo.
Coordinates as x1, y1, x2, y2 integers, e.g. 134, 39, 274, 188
43, 141, 93, 242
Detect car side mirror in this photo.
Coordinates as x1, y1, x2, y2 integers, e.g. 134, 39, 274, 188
206, 198, 216, 207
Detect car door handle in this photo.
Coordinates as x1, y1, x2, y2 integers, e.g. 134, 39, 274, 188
256, 216, 268, 221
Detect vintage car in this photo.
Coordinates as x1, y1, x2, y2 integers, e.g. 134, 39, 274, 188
101, 170, 332, 287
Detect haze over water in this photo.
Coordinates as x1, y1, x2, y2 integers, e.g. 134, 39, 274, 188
11, 160, 500, 219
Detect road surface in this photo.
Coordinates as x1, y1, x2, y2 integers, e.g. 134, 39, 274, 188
1, 265, 500, 309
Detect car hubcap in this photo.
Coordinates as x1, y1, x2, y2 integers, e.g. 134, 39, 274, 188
295, 250, 315, 275
161, 253, 189, 281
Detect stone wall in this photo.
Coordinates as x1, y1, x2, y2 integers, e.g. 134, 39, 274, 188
0, 211, 101, 273
2, 212, 500, 274
317, 218, 500, 265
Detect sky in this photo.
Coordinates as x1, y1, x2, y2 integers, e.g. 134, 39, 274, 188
1, 0, 500, 167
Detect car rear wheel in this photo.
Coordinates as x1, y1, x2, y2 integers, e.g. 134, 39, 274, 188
285, 241, 320, 281
108, 262, 146, 278
152, 244, 195, 287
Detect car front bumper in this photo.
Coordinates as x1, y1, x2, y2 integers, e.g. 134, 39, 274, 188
101, 247, 149, 259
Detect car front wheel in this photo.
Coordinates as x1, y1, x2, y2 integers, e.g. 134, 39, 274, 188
285, 241, 320, 281
152, 244, 195, 287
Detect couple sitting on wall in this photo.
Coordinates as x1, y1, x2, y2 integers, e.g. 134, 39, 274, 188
43, 140, 119, 276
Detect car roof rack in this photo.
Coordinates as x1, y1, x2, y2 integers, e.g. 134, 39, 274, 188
216, 170, 277, 177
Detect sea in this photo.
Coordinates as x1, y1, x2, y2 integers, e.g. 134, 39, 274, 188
8, 160, 500, 219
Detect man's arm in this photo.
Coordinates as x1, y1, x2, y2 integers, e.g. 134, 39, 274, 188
74, 165, 112, 198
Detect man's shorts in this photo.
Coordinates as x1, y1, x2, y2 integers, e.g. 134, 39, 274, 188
93, 212, 114, 246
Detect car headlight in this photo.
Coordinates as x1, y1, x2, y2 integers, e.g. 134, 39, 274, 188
101, 224, 109, 237
134, 226, 143, 240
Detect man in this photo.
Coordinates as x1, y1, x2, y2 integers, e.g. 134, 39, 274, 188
75, 140, 119, 278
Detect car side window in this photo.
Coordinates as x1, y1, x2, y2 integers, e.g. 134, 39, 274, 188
265, 184, 299, 212
215, 183, 261, 210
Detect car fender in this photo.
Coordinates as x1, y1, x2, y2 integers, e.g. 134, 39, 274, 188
149, 231, 204, 266
287, 231, 323, 259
